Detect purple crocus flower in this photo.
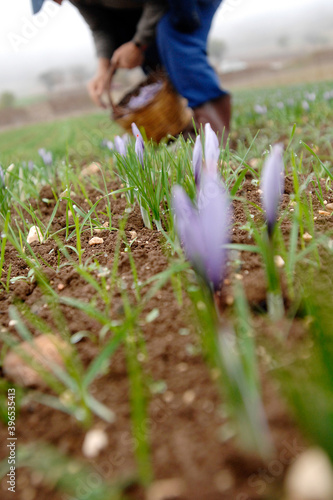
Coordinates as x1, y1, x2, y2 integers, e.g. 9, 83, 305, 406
254, 104, 267, 115
204, 123, 220, 175
101, 139, 114, 151
131, 123, 143, 142
172, 172, 230, 291
0, 166, 5, 187
302, 100, 310, 111
192, 135, 202, 186
135, 132, 145, 168
260, 144, 284, 235
114, 135, 126, 156
38, 148, 53, 166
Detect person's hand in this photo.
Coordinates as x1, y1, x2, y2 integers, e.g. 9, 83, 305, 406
111, 41, 144, 69
87, 58, 110, 108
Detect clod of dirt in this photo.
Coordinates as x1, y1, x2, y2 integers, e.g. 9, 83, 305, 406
81, 161, 101, 177
89, 237, 104, 245
326, 203, 333, 211
146, 478, 186, 500
27, 225, 44, 244
319, 210, 331, 216
3, 334, 68, 388
284, 448, 333, 500
82, 428, 108, 458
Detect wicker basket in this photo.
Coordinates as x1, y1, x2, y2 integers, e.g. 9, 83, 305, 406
107, 67, 192, 143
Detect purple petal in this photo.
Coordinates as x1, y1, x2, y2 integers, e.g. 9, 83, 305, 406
204, 123, 219, 175
131, 123, 144, 142
38, 148, 53, 166
197, 173, 230, 289
135, 133, 145, 168
172, 176, 230, 291
192, 135, 202, 187
172, 186, 205, 267
114, 136, 126, 156
260, 144, 284, 234
0, 166, 5, 187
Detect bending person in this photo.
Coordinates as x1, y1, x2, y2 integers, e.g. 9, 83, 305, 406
31, 0, 231, 138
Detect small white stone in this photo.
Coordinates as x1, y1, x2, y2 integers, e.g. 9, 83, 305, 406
303, 232, 313, 242
274, 255, 285, 268
182, 390, 196, 405
27, 226, 44, 244
82, 428, 108, 458
146, 478, 186, 500
80, 162, 101, 177
326, 203, 333, 212
285, 448, 333, 500
89, 237, 104, 246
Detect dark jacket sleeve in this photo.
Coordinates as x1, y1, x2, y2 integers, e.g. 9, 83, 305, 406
71, 1, 166, 59
70, 3, 115, 58
132, 1, 167, 47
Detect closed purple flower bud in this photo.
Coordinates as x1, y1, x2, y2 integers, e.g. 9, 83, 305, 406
114, 136, 126, 156
172, 172, 230, 291
192, 135, 202, 186
260, 144, 284, 235
38, 148, 53, 166
0, 166, 5, 187
254, 104, 267, 115
101, 139, 114, 151
204, 123, 219, 175
135, 132, 145, 168
131, 123, 143, 142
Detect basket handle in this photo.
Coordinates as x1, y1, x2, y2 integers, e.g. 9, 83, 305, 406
105, 63, 125, 118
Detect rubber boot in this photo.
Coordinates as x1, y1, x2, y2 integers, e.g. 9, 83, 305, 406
193, 93, 232, 146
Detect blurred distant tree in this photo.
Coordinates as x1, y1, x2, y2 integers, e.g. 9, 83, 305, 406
39, 70, 65, 91
278, 35, 290, 47
0, 92, 16, 109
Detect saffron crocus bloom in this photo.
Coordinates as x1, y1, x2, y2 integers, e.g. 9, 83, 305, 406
131, 122, 143, 142
132, 123, 145, 167
38, 148, 53, 166
172, 172, 230, 291
135, 133, 145, 168
114, 136, 126, 156
260, 144, 284, 235
101, 139, 114, 151
192, 135, 202, 186
0, 166, 4, 187
254, 104, 267, 115
204, 123, 220, 175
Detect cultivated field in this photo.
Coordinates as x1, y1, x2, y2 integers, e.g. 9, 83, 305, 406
0, 80, 333, 500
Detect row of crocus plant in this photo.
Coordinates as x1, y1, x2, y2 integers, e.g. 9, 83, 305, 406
110, 122, 285, 317
109, 122, 286, 455
175, 125, 285, 319
173, 125, 285, 456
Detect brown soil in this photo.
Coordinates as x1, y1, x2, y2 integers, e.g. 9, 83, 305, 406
0, 170, 332, 500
